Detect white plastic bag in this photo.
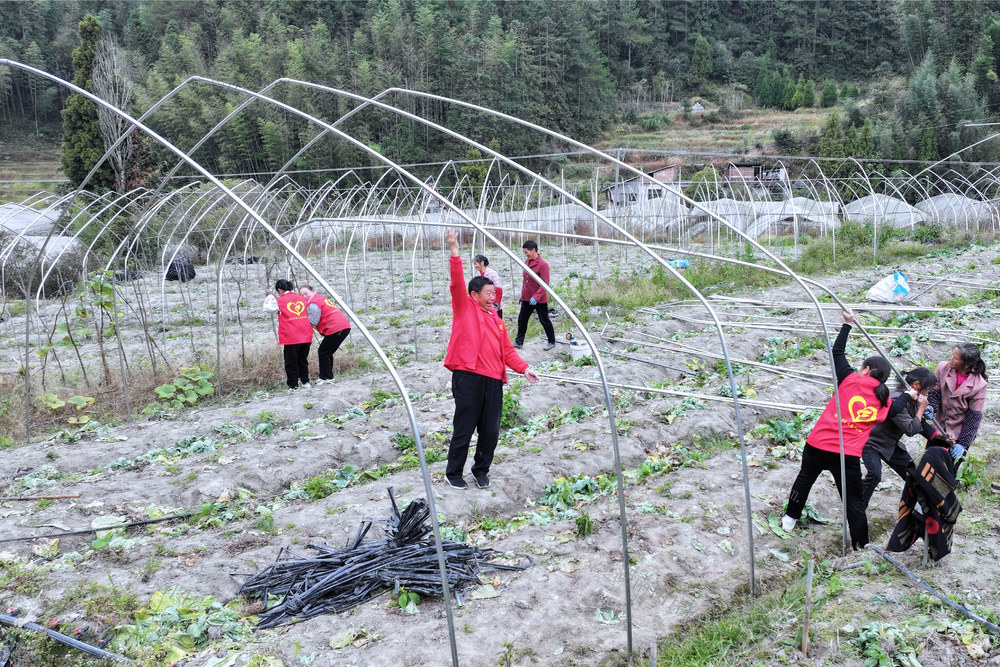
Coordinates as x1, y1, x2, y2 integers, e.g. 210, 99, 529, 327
866, 271, 910, 303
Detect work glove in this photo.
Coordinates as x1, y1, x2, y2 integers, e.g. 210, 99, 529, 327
528, 298, 537, 306
951, 443, 966, 461
923, 404, 935, 421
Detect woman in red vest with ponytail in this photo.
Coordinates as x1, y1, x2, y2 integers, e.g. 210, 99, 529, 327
781, 310, 901, 550
263, 279, 314, 389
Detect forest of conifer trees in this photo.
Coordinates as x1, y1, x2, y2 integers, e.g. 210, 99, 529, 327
3, 0, 1000, 185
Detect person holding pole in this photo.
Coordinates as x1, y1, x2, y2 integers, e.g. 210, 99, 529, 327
928, 343, 988, 465
444, 230, 539, 490
781, 310, 899, 550
860, 367, 942, 508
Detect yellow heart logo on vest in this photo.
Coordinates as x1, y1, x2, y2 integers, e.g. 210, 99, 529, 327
848, 395, 878, 423
287, 301, 305, 316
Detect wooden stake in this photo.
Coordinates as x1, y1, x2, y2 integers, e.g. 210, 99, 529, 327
0, 494, 80, 501
802, 558, 814, 656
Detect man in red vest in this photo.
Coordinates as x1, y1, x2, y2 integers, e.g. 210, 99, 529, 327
444, 229, 539, 490
299, 285, 352, 384
263, 279, 314, 389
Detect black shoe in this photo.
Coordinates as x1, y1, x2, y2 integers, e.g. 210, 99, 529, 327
447, 477, 468, 489
474, 473, 490, 489
513, 342, 522, 349
543, 342, 555, 351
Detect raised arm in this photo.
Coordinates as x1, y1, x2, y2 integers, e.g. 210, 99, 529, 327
831, 310, 856, 385
447, 229, 467, 307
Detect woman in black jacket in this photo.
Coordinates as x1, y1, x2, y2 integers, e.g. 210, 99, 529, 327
860, 367, 941, 508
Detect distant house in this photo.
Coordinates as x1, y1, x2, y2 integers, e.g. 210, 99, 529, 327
722, 163, 796, 195
421, 178, 441, 213
691, 101, 705, 113
723, 163, 761, 182
604, 165, 682, 206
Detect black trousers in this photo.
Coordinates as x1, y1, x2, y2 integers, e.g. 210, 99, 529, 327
447, 371, 503, 480
317, 328, 350, 380
786, 443, 869, 550
861, 444, 912, 508
282, 342, 311, 388
514, 300, 555, 345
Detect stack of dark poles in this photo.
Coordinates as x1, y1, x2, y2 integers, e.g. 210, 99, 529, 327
237, 488, 531, 628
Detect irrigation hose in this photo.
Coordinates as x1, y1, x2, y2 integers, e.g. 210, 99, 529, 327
0, 613, 131, 663
867, 544, 1000, 636
0, 513, 191, 545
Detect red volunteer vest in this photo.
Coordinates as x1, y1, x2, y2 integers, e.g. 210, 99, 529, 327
276, 292, 314, 344
807, 373, 890, 457
307, 293, 350, 336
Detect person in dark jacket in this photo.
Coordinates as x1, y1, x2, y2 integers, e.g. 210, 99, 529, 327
861, 367, 941, 508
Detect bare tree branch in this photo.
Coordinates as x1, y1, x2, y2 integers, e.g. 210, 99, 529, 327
92, 35, 135, 193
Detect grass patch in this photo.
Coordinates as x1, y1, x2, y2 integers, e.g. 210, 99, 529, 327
795, 220, 990, 274
652, 585, 804, 665
577, 259, 787, 315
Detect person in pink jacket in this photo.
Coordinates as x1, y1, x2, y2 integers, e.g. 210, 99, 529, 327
928, 343, 988, 464
513, 239, 556, 350
444, 229, 539, 490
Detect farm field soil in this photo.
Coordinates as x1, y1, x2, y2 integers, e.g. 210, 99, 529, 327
1, 241, 999, 666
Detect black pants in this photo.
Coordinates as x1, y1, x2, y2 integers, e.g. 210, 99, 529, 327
786, 443, 869, 550
514, 300, 555, 345
317, 328, 350, 380
861, 444, 912, 508
282, 342, 311, 388
447, 370, 503, 480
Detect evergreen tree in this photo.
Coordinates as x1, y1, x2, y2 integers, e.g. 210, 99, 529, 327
61, 14, 114, 191
790, 75, 806, 109
971, 35, 998, 106
918, 126, 937, 161
818, 113, 846, 158
689, 33, 712, 85
844, 123, 859, 156
857, 118, 876, 159
802, 79, 816, 107
781, 77, 796, 109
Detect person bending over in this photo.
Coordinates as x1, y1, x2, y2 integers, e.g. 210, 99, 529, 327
299, 285, 351, 383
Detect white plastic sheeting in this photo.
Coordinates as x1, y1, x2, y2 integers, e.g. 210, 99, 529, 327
743, 197, 842, 239
687, 198, 756, 230
914, 194, 998, 229
843, 194, 925, 228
